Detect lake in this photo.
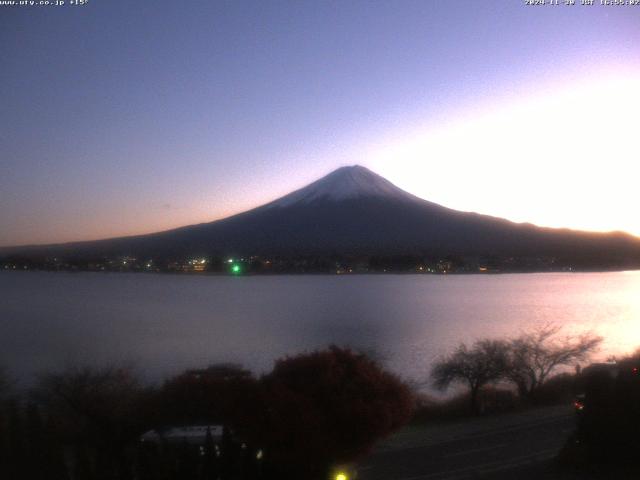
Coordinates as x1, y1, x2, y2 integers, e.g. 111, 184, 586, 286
1, 271, 639, 386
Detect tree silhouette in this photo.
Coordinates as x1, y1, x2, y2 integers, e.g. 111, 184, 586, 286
431, 340, 509, 414
34, 366, 153, 480
506, 324, 602, 401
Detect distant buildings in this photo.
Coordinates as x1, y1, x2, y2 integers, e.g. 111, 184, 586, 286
0, 253, 579, 275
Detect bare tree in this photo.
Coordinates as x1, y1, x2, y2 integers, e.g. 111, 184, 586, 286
505, 324, 602, 400
431, 340, 509, 414
34, 366, 152, 480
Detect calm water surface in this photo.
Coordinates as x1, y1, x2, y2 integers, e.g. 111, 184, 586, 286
2, 271, 640, 384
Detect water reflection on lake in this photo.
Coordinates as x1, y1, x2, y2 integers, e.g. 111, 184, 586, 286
1, 271, 639, 385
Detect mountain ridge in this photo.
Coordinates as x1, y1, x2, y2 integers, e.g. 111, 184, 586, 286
2, 165, 640, 271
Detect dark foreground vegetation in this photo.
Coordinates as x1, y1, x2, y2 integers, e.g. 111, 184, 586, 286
1, 327, 638, 479
0, 347, 414, 480
557, 349, 640, 476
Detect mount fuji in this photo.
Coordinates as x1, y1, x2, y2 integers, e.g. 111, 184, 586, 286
263, 165, 419, 207
3, 165, 640, 269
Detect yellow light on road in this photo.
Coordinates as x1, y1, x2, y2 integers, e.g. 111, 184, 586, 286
335, 473, 348, 480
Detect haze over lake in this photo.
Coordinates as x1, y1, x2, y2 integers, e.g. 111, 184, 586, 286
2, 271, 639, 386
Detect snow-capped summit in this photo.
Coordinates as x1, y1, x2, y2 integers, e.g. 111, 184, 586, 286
266, 165, 417, 208
6, 165, 640, 271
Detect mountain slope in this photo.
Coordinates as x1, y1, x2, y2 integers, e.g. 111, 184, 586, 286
3, 165, 640, 268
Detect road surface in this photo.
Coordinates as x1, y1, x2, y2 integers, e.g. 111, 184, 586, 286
358, 406, 575, 480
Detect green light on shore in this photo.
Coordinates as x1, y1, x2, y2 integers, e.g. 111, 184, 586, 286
231, 264, 241, 274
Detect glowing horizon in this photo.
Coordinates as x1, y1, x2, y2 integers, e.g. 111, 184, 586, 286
368, 68, 640, 238
4, 67, 640, 248
5, 67, 640, 248
2, 2, 639, 247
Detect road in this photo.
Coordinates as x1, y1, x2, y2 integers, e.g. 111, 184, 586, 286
358, 406, 575, 480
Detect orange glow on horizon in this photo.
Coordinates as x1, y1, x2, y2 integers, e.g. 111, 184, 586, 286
6, 71, 640, 247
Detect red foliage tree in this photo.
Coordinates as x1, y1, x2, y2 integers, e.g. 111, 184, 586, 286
241, 346, 414, 479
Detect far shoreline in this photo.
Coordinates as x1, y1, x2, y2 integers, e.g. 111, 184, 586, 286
2, 268, 639, 277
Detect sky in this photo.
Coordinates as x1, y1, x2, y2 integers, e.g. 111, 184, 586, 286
1, 0, 639, 247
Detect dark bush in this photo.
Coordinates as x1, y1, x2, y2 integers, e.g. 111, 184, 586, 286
242, 346, 414, 480
533, 372, 577, 405
576, 353, 640, 465
157, 363, 258, 426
